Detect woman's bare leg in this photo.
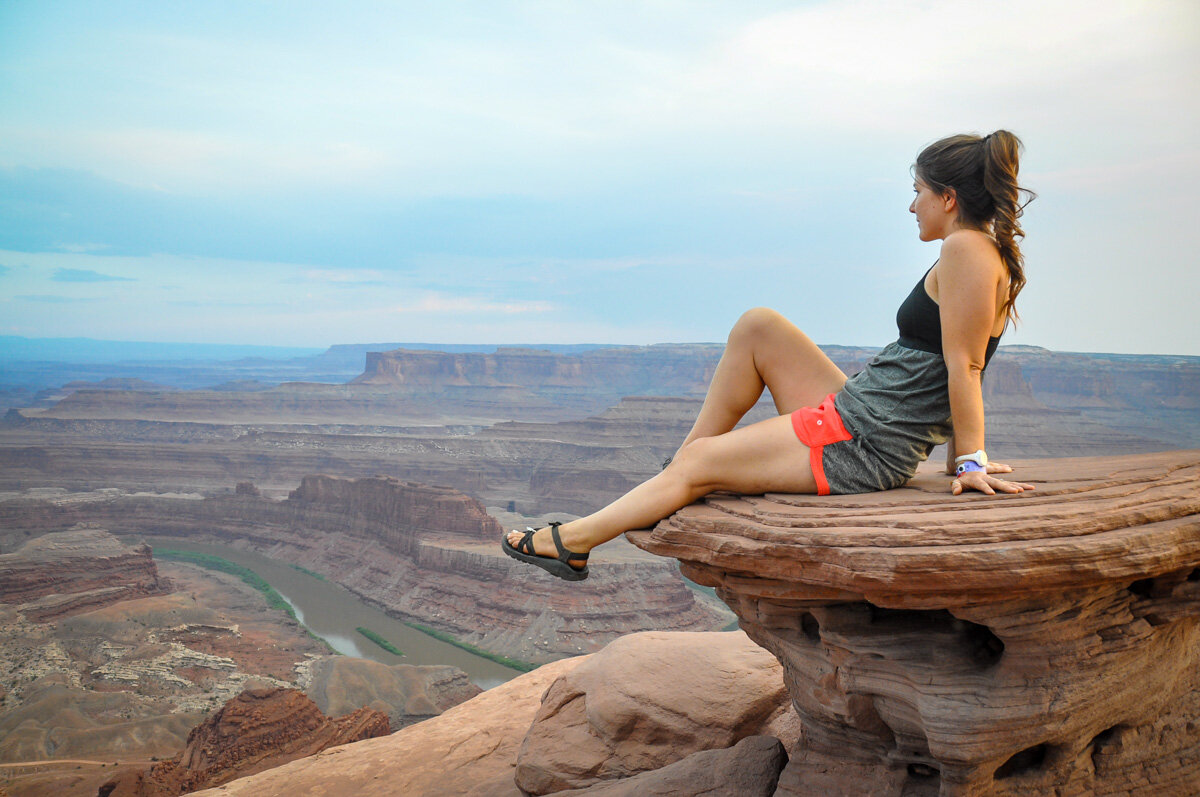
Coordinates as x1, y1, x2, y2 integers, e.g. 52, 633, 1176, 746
506, 413, 817, 561
678, 307, 848, 452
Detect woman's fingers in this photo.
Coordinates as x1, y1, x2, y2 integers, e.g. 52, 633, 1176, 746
952, 472, 1036, 496
986, 461, 1013, 474
953, 472, 994, 495
992, 476, 1036, 493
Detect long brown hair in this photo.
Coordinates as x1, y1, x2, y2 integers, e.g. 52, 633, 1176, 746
914, 131, 1035, 326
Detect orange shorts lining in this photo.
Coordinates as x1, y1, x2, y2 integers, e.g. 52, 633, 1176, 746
790, 392, 853, 496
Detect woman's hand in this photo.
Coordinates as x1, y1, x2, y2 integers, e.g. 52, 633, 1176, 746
952, 468, 1035, 496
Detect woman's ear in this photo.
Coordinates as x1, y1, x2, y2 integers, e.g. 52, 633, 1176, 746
942, 188, 958, 213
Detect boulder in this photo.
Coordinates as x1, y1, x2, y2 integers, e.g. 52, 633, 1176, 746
514, 630, 795, 794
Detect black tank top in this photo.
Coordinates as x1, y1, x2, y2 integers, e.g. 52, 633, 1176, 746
896, 267, 1000, 366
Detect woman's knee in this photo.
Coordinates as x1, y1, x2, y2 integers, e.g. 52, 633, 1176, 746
729, 307, 788, 345
669, 436, 722, 491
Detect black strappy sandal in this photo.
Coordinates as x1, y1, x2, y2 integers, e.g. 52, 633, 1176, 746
501, 521, 590, 581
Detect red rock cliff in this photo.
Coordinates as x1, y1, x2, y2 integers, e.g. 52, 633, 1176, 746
0, 528, 168, 621
287, 474, 503, 554
101, 687, 389, 797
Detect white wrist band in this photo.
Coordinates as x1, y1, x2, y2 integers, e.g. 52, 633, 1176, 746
954, 449, 988, 467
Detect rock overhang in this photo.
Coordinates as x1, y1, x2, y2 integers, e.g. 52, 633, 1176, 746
628, 450, 1200, 794
628, 450, 1200, 610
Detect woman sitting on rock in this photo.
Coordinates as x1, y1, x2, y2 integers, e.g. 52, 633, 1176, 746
504, 131, 1036, 581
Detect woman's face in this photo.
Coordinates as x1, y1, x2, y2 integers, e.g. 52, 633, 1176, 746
909, 178, 956, 242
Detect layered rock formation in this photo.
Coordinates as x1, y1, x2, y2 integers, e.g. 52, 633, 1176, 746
3, 344, 1193, 519
21, 344, 1197, 450
0, 535, 488, 795
0, 476, 728, 663
166, 447, 1199, 797
629, 450, 1200, 795
0, 528, 168, 621
101, 687, 390, 796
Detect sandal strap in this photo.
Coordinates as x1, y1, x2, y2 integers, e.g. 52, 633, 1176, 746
548, 522, 589, 566
513, 527, 537, 555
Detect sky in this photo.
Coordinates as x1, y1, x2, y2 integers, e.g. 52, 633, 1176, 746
1, 0, 1198, 355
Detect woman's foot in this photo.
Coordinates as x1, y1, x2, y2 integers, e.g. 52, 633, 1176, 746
502, 522, 590, 581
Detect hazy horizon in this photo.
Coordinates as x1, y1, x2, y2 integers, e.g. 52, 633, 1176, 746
3, 332, 1199, 364
2, 1, 1198, 355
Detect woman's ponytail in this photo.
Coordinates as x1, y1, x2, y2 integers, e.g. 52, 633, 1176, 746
982, 131, 1033, 325
915, 130, 1035, 326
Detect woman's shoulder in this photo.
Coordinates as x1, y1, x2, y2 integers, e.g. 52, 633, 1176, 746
940, 228, 999, 257
935, 230, 1004, 281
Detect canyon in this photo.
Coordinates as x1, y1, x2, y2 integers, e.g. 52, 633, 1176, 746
0, 476, 730, 666
1, 341, 1198, 794
2, 345, 1196, 519
0, 527, 480, 796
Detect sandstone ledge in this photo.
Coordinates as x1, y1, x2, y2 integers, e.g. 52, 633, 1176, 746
628, 450, 1200, 609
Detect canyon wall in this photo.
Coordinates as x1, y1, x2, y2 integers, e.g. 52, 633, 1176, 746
182, 450, 1200, 797
101, 687, 390, 797
0, 528, 168, 621
0, 525, 487, 796
4, 345, 1195, 517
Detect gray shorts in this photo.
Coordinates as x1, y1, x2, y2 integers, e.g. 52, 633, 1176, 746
821, 435, 915, 494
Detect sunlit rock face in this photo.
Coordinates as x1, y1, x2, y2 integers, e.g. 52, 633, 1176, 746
629, 451, 1200, 796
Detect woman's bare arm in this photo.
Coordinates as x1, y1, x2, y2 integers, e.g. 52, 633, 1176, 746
937, 232, 1033, 495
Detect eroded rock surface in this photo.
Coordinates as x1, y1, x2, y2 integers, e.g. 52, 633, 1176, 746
629, 451, 1200, 796
0, 555, 329, 764
5, 345, 1192, 515
101, 687, 389, 797
514, 630, 796, 794
188, 631, 799, 797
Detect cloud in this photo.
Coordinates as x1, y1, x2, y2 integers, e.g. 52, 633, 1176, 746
57, 243, 111, 253
392, 294, 554, 315
297, 268, 388, 287
168, 298, 289, 309
52, 267, 135, 283
17, 294, 99, 303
